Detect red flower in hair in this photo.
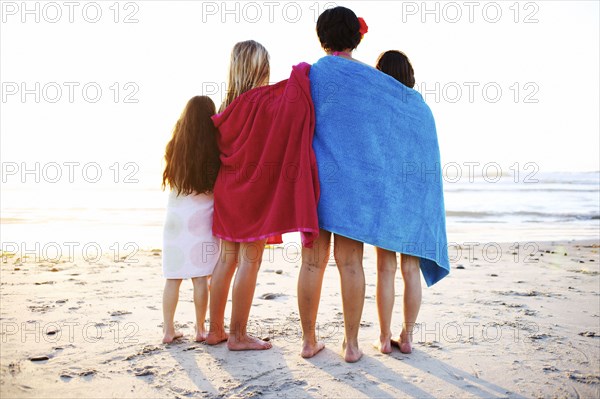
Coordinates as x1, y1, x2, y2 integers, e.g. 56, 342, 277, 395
358, 17, 369, 38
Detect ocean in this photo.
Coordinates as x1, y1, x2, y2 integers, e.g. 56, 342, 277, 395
1, 171, 598, 258
443, 171, 599, 243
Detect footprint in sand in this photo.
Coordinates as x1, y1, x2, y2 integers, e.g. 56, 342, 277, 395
260, 293, 285, 300
60, 369, 97, 380
521, 309, 538, 316
133, 366, 155, 377
109, 310, 132, 316
568, 372, 600, 384
27, 304, 54, 313
125, 345, 162, 361
421, 341, 442, 349
8, 362, 21, 375
530, 333, 551, 340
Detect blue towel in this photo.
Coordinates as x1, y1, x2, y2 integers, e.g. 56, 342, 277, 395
310, 56, 450, 286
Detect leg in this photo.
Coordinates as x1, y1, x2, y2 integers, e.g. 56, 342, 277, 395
192, 276, 209, 342
298, 229, 332, 358
375, 248, 397, 354
399, 254, 422, 353
207, 240, 239, 345
227, 240, 272, 350
333, 234, 365, 362
162, 279, 183, 343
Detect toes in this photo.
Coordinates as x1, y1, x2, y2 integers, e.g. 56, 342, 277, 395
262, 341, 273, 350
227, 335, 273, 350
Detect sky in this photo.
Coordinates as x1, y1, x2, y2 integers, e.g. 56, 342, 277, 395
1, 0, 599, 191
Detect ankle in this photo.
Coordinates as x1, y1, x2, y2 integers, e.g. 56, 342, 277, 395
380, 330, 392, 338
209, 321, 225, 333
400, 329, 413, 342
302, 333, 318, 344
163, 325, 176, 334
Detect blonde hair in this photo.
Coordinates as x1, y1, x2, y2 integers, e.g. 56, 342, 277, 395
220, 40, 270, 112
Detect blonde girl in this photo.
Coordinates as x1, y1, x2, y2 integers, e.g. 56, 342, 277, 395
206, 40, 273, 350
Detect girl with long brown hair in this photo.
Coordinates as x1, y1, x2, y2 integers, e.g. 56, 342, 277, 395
161, 95, 221, 343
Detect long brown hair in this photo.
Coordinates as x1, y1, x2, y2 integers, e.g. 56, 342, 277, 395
220, 40, 270, 112
162, 96, 220, 195
376, 50, 415, 88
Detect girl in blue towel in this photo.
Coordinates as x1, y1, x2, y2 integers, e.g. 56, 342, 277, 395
376, 50, 416, 89
374, 50, 422, 355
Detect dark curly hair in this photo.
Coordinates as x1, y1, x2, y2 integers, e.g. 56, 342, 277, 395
316, 6, 362, 52
376, 50, 415, 89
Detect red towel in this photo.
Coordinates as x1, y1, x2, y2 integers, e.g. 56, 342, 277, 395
211, 63, 319, 248
266, 235, 283, 245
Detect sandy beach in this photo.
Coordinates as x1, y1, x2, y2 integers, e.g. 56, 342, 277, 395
2, 0, 599, 397
1, 239, 599, 398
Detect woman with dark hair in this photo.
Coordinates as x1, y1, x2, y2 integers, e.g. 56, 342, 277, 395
375, 50, 420, 354
298, 6, 370, 363
376, 50, 416, 88
299, 7, 450, 362
315, 6, 365, 54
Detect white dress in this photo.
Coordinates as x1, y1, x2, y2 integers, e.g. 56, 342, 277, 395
162, 191, 220, 279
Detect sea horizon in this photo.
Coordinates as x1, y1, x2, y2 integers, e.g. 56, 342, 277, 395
1, 170, 598, 254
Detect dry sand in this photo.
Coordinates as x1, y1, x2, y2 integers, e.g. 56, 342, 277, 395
1, 240, 599, 398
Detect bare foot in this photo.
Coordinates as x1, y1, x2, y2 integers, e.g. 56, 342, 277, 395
162, 330, 183, 344
301, 340, 325, 358
375, 333, 393, 354
342, 339, 363, 363
398, 330, 413, 354
227, 334, 272, 351
206, 330, 229, 345
399, 342, 412, 354
195, 330, 208, 342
